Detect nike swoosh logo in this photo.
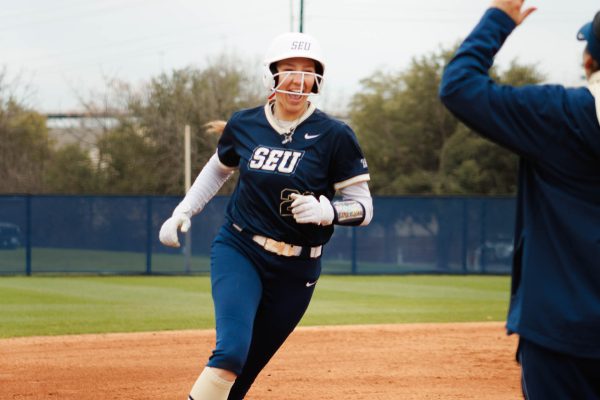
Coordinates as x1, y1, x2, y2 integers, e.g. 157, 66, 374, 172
304, 133, 320, 140
306, 281, 317, 287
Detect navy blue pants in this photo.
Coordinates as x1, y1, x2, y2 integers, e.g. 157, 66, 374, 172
518, 338, 600, 399
206, 224, 321, 400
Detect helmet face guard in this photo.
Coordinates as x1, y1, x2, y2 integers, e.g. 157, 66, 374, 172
269, 70, 324, 97
262, 32, 325, 97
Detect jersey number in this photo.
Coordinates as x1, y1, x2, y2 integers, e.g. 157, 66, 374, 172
280, 189, 313, 217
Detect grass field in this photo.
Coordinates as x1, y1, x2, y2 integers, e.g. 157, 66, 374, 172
0, 275, 510, 339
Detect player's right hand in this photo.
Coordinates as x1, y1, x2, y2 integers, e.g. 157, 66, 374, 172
159, 214, 191, 248
289, 193, 334, 226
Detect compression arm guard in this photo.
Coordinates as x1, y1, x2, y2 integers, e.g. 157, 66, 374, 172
173, 151, 236, 218
333, 181, 373, 226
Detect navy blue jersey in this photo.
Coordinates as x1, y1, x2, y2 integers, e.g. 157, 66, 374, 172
440, 8, 600, 357
217, 103, 370, 247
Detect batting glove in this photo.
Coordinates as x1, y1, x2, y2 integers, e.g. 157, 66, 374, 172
159, 213, 191, 248
290, 193, 334, 226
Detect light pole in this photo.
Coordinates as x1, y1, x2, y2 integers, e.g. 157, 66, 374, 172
299, 0, 304, 32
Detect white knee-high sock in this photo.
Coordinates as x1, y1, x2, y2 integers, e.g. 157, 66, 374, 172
188, 367, 235, 400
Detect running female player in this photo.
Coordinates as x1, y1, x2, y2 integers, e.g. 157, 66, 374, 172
159, 31, 373, 400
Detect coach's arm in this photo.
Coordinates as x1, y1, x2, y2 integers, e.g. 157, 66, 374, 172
439, 5, 572, 162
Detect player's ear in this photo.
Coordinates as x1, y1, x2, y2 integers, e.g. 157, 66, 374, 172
583, 51, 595, 78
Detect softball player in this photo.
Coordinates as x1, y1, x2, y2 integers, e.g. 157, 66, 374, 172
160, 31, 373, 400
440, 1, 600, 398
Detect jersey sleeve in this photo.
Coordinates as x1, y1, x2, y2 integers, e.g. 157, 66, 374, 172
217, 113, 241, 168
330, 123, 370, 190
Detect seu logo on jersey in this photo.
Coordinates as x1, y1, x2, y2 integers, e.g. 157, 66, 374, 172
249, 146, 304, 174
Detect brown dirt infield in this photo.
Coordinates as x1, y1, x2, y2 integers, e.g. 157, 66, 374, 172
0, 322, 520, 399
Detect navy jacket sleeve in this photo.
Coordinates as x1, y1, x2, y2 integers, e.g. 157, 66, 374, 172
439, 8, 581, 161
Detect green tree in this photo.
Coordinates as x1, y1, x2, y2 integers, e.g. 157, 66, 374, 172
44, 143, 98, 194
439, 125, 518, 194
0, 68, 107, 194
438, 59, 545, 194
349, 46, 545, 195
93, 123, 160, 194
0, 69, 52, 193
349, 48, 456, 194
97, 54, 263, 195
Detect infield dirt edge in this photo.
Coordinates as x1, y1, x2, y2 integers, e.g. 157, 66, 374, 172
0, 321, 520, 399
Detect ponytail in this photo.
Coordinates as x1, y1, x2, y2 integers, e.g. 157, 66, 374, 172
204, 120, 227, 136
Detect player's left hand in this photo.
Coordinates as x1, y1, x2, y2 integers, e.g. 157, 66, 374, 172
290, 194, 334, 225
490, 0, 536, 26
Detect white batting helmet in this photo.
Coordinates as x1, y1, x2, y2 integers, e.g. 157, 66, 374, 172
262, 32, 325, 96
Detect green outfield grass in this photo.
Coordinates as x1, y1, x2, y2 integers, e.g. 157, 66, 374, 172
0, 275, 510, 339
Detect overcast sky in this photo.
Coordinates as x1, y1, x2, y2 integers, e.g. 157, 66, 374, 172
2, 0, 599, 113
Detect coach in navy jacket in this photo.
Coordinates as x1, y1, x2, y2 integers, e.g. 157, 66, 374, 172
440, 1, 600, 398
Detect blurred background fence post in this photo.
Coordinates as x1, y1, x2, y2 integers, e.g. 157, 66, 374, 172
25, 195, 32, 276
145, 196, 153, 275
184, 124, 192, 274
351, 226, 357, 274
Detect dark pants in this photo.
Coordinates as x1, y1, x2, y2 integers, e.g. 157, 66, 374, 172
206, 224, 321, 400
518, 337, 600, 400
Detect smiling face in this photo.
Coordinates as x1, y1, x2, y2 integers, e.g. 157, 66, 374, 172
273, 57, 317, 121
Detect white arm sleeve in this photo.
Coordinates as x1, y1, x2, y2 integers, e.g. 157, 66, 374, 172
173, 151, 236, 217
338, 181, 373, 226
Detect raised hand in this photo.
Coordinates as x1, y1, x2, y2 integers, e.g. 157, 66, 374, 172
491, 0, 536, 25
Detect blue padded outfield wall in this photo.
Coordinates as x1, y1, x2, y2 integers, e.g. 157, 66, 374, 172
0, 195, 515, 275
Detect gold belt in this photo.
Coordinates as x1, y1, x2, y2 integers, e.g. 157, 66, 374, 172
252, 234, 322, 258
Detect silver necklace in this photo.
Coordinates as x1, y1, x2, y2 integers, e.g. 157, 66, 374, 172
272, 103, 304, 144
